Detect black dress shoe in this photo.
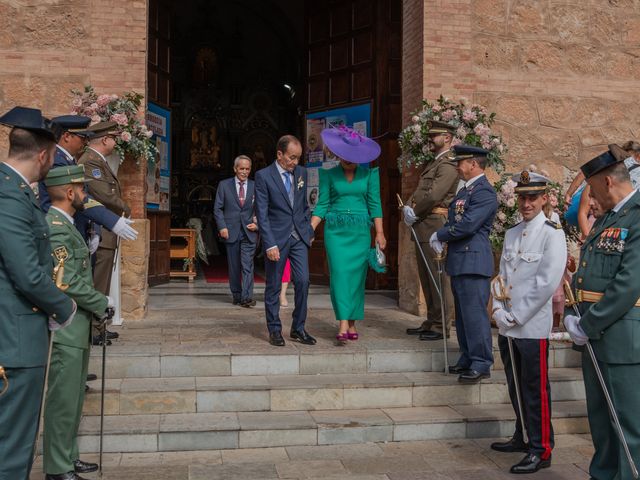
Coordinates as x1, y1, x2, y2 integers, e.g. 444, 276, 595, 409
490, 437, 529, 453
86, 373, 97, 382
91, 335, 111, 346
419, 330, 444, 341
448, 365, 471, 374
74, 459, 98, 473
46, 472, 89, 480
406, 326, 429, 335
232, 298, 241, 305
84, 384, 89, 393
106, 330, 119, 340
269, 332, 285, 346
458, 369, 490, 383
510, 453, 551, 474
290, 330, 317, 345
240, 299, 256, 308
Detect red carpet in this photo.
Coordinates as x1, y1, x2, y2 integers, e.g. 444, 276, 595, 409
202, 262, 265, 284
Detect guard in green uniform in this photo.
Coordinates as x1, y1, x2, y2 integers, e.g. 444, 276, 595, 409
564, 148, 640, 480
42, 165, 112, 480
0, 107, 76, 480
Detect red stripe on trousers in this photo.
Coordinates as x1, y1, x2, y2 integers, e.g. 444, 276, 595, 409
539, 339, 552, 460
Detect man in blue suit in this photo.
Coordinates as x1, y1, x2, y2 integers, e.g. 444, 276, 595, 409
214, 155, 259, 307
255, 135, 316, 346
431, 145, 498, 383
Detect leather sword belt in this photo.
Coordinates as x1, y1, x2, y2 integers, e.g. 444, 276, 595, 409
576, 289, 640, 306
432, 207, 448, 216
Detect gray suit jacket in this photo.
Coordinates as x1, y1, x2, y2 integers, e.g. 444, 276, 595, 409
213, 177, 258, 244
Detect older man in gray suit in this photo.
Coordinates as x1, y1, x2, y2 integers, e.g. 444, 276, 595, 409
214, 155, 259, 307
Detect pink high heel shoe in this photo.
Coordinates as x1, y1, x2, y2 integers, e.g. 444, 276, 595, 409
347, 332, 359, 341
336, 332, 349, 343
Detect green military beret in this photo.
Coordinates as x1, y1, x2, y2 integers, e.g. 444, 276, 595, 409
45, 165, 92, 187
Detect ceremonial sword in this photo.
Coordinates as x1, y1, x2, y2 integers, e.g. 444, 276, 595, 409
491, 275, 528, 445
564, 281, 639, 479
397, 194, 449, 374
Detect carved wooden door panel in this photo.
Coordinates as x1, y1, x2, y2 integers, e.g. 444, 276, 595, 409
304, 0, 401, 289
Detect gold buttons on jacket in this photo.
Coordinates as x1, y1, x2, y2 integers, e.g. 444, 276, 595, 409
582, 261, 587, 267
52, 313, 57, 319
589, 246, 593, 251
577, 277, 583, 284
32, 307, 39, 312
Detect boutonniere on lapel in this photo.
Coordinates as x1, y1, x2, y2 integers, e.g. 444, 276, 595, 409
297, 176, 304, 190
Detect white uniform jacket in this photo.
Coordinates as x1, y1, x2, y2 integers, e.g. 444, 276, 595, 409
493, 211, 567, 339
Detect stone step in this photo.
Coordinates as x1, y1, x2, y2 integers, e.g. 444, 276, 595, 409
84, 368, 585, 416
76, 400, 589, 453
89, 340, 581, 378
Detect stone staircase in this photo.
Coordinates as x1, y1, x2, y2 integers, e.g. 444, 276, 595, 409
80, 317, 588, 454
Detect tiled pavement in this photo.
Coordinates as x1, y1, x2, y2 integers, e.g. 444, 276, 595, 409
31, 434, 594, 479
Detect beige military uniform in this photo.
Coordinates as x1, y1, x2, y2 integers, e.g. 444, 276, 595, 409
78, 148, 130, 295
410, 149, 459, 333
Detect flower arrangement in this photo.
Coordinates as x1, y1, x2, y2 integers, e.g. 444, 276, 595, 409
398, 95, 507, 172
490, 164, 580, 252
70, 85, 157, 164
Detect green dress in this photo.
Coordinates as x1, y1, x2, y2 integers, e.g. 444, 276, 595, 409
313, 165, 383, 320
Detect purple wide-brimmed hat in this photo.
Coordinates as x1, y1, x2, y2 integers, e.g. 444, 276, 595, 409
321, 125, 381, 164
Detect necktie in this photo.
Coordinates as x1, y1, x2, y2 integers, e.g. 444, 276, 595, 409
238, 181, 245, 206
283, 172, 291, 193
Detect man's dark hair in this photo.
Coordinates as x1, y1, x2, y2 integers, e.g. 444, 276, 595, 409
8, 128, 55, 159
474, 156, 488, 169
276, 135, 301, 154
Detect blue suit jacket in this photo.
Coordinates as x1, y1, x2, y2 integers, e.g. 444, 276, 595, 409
213, 177, 258, 244
255, 162, 313, 250
39, 146, 119, 241
436, 175, 497, 277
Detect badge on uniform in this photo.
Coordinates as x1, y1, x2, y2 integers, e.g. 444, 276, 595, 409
92, 168, 102, 179
53, 246, 69, 261
597, 227, 628, 252
455, 199, 465, 222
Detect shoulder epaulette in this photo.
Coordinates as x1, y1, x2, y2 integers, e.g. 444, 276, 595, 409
51, 221, 64, 226
545, 219, 562, 229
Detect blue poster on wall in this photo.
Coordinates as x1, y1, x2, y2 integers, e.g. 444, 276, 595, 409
304, 103, 372, 211
145, 103, 171, 211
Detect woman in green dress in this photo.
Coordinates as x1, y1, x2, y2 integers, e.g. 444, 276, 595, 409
311, 126, 386, 342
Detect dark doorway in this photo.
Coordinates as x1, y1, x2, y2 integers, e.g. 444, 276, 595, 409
147, 0, 400, 289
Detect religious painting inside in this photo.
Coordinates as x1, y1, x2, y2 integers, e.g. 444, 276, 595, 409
147, 0, 401, 289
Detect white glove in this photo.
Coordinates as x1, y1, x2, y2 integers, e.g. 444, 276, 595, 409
88, 233, 100, 255
112, 217, 138, 241
106, 295, 115, 309
49, 300, 77, 331
429, 231, 443, 255
564, 315, 589, 346
494, 308, 516, 331
403, 205, 418, 226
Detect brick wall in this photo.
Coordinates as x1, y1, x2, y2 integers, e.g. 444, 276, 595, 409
399, 0, 640, 313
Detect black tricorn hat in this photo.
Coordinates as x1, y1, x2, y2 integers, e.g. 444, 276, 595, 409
0, 106, 57, 141
580, 148, 623, 179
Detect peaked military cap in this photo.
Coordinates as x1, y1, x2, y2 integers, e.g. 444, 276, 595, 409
0, 106, 57, 141
44, 165, 92, 187
580, 148, 623, 179
452, 144, 489, 161
426, 120, 456, 135
51, 115, 92, 136
512, 170, 551, 195
85, 121, 118, 138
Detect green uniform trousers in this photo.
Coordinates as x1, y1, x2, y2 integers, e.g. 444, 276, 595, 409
43, 343, 90, 475
0, 366, 45, 480
582, 350, 640, 480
